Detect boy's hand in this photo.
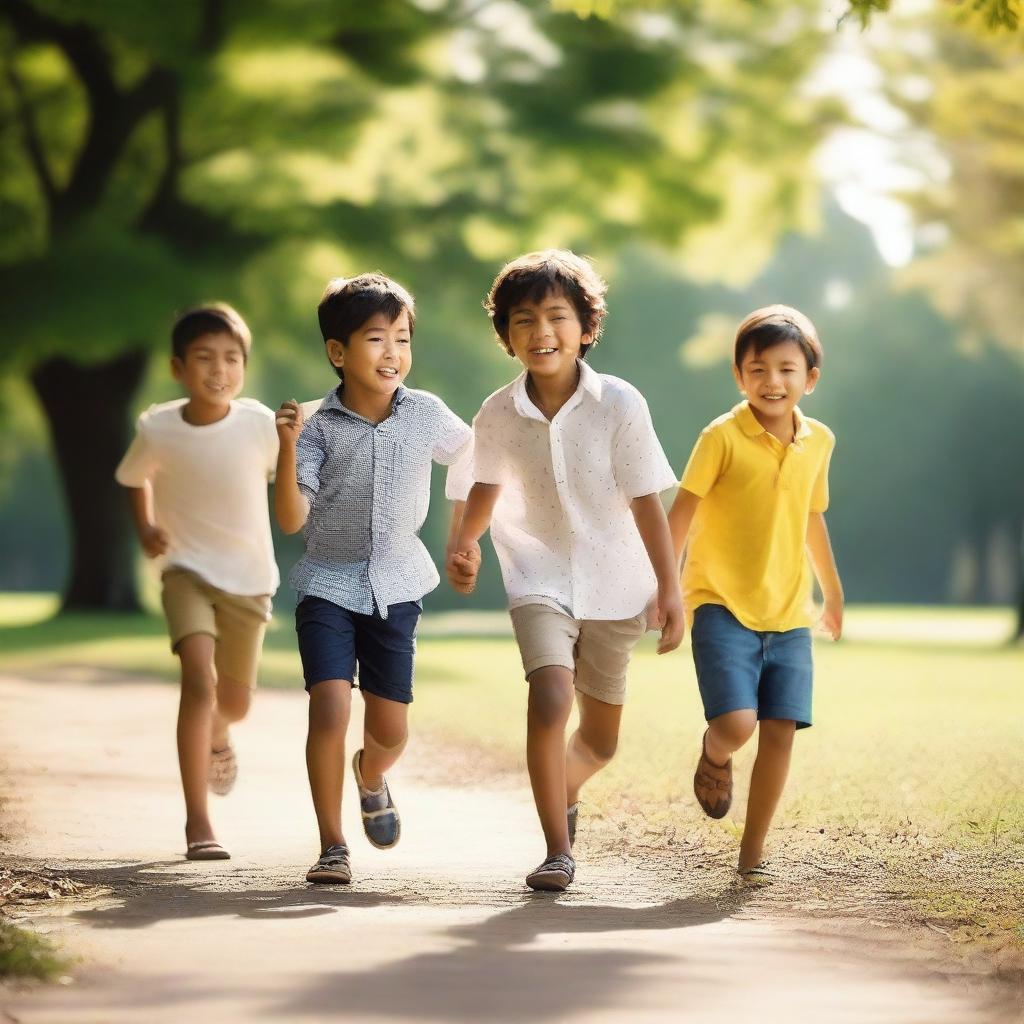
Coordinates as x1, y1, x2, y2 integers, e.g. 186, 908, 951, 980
817, 597, 843, 641
276, 399, 304, 445
139, 524, 169, 558
645, 586, 685, 654
446, 542, 481, 594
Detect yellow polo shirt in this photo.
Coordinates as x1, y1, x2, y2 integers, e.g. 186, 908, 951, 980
680, 401, 834, 632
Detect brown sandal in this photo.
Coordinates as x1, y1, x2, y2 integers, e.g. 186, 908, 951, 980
693, 730, 732, 819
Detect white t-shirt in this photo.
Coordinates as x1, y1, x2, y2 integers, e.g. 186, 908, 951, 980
115, 398, 280, 596
472, 359, 677, 620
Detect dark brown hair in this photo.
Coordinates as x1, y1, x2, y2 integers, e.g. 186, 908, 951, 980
171, 303, 251, 362
484, 249, 607, 357
318, 273, 416, 380
734, 305, 822, 371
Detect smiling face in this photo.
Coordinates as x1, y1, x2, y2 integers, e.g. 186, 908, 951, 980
733, 339, 820, 422
172, 331, 246, 410
327, 309, 412, 399
506, 290, 591, 385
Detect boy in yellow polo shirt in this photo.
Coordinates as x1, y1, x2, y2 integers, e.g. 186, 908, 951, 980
668, 305, 843, 879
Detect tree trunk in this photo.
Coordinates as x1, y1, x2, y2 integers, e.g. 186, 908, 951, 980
30, 350, 148, 612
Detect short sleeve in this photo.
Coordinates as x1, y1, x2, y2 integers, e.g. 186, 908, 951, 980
431, 399, 473, 467
810, 435, 834, 513
295, 416, 327, 500
471, 403, 508, 486
611, 391, 677, 498
680, 427, 725, 498
264, 412, 280, 483
115, 417, 157, 487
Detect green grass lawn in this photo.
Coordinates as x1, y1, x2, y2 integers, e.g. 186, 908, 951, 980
2, 597, 1022, 952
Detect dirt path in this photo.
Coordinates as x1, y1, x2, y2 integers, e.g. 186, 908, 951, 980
0, 671, 1019, 1024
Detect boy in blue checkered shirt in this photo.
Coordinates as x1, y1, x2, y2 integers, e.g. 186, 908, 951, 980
275, 273, 474, 885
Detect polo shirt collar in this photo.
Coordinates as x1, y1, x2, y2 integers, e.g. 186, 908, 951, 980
322, 383, 408, 420
512, 358, 601, 421
733, 400, 811, 445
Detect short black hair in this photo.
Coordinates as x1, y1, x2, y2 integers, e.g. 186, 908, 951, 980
734, 305, 822, 371
318, 273, 416, 381
484, 250, 607, 358
171, 303, 251, 362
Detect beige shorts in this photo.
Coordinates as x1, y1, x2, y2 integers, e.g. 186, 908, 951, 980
508, 603, 647, 706
161, 567, 272, 688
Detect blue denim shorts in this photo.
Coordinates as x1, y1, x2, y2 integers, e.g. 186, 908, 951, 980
690, 603, 813, 729
295, 596, 421, 703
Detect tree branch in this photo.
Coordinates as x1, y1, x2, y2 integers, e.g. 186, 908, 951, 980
3, 56, 57, 211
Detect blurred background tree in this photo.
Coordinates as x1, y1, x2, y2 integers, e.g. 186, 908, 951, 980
0, 0, 1021, 627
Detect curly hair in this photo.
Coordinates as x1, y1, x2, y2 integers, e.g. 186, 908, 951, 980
484, 250, 608, 358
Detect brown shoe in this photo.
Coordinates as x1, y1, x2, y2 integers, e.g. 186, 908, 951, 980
693, 731, 732, 819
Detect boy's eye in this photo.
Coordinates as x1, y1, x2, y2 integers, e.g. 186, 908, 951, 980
397, 338, 410, 345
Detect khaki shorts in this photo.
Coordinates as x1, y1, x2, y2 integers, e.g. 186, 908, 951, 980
508, 603, 647, 706
161, 567, 272, 688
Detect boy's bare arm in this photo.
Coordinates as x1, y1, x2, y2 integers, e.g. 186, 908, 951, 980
807, 511, 844, 640
274, 399, 310, 534
446, 500, 467, 555
446, 483, 501, 594
667, 488, 700, 570
126, 483, 169, 558
630, 492, 685, 654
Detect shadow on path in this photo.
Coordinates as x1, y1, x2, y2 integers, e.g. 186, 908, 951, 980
271, 890, 748, 1021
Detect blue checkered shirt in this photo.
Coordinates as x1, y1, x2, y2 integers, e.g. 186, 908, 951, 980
290, 385, 473, 617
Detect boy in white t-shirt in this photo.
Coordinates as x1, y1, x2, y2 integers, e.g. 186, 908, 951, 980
447, 251, 684, 892
115, 304, 279, 861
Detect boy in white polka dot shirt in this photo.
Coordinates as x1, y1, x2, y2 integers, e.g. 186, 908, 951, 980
447, 250, 683, 892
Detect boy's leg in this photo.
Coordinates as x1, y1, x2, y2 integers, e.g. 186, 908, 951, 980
359, 691, 409, 790
565, 692, 622, 807
209, 590, 270, 748
739, 718, 796, 871
739, 624, 811, 870
527, 666, 576, 857
567, 613, 646, 807
307, 679, 353, 852
211, 678, 251, 750
176, 633, 219, 845
705, 708, 758, 766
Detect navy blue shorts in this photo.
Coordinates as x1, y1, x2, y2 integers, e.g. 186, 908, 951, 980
295, 596, 421, 703
690, 603, 813, 729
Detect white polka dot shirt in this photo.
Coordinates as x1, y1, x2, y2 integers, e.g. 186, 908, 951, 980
472, 359, 677, 620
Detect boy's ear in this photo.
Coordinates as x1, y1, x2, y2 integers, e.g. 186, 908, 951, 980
731, 363, 745, 394
804, 366, 821, 394
325, 339, 345, 368
170, 356, 184, 382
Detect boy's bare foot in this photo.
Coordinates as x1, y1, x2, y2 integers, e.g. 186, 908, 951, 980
693, 730, 732, 818
209, 744, 238, 795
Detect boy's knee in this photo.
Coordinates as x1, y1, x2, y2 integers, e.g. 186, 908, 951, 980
527, 675, 574, 729
711, 710, 757, 750
308, 682, 352, 732
575, 731, 617, 765
366, 722, 408, 753
759, 719, 796, 749
216, 678, 251, 722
